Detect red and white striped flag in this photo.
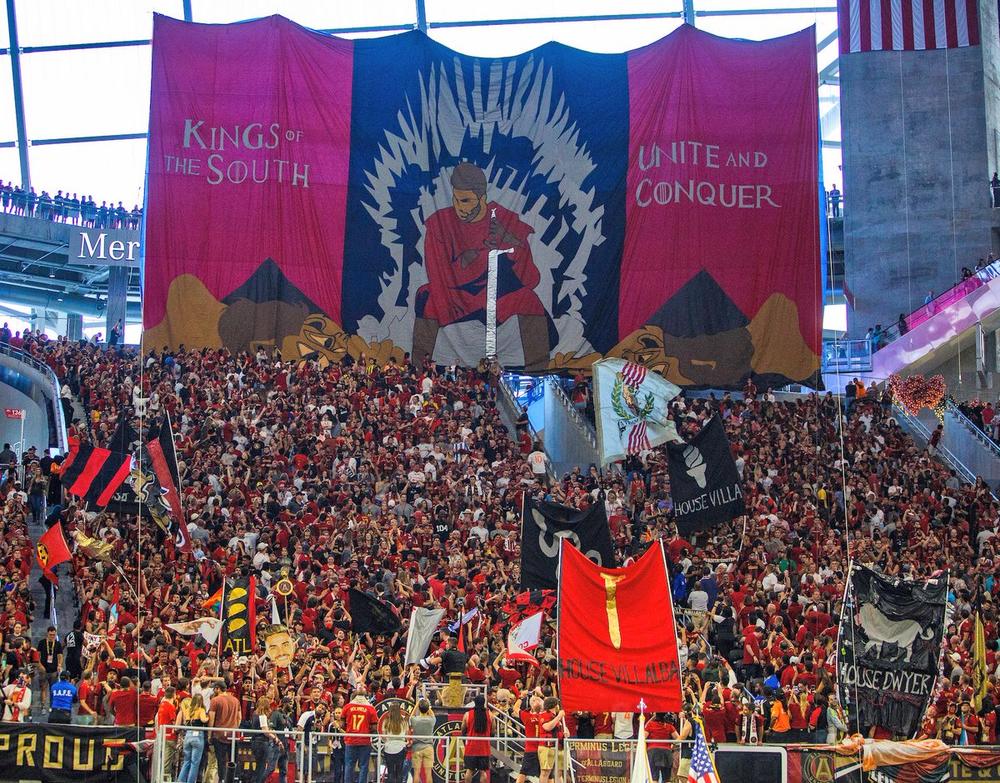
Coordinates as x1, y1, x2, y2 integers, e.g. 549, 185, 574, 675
838, 0, 979, 53
593, 358, 681, 466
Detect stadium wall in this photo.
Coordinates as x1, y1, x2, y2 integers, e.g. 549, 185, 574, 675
841, 10, 1000, 338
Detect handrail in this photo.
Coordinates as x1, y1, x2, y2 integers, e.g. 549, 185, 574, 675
497, 371, 537, 441
0, 340, 68, 453
488, 704, 526, 763
947, 400, 1000, 460
892, 403, 982, 488
874, 261, 1000, 349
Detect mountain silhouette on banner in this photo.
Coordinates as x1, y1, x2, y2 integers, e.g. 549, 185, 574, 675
222, 258, 320, 310
647, 270, 749, 337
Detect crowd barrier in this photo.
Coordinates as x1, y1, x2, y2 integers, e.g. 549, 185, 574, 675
3, 721, 1000, 783
147, 728, 1000, 783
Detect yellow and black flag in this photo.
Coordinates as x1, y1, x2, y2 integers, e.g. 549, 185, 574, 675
221, 576, 257, 656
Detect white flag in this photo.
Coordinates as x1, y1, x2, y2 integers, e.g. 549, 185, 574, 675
593, 358, 681, 465
268, 593, 282, 625
404, 607, 445, 665
630, 715, 652, 783
506, 611, 544, 665
167, 617, 223, 645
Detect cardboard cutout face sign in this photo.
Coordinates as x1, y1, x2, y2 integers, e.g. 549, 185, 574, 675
263, 626, 295, 668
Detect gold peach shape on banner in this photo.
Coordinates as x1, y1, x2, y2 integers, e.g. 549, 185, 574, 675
747, 293, 820, 379
143, 274, 224, 350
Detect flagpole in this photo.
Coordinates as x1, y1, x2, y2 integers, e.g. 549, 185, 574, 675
217, 576, 227, 660
109, 560, 141, 604
18, 411, 24, 485
555, 537, 563, 697
561, 713, 576, 783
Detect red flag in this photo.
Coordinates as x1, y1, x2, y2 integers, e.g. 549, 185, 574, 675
36, 522, 72, 582
557, 539, 682, 712
147, 430, 191, 552
58, 438, 132, 507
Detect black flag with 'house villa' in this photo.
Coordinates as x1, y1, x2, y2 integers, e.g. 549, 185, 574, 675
666, 414, 745, 537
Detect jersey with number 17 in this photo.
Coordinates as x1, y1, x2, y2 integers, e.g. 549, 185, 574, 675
342, 701, 379, 746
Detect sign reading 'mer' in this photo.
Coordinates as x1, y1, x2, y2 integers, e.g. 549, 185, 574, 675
69, 227, 141, 267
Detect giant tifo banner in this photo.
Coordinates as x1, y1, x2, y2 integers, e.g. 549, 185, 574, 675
145, 14, 820, 387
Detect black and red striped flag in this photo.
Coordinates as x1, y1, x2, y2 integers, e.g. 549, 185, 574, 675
837, 0, 979, 53
58, 437, 133, 507
502, 589, 557, 625
146, 413, 191, 552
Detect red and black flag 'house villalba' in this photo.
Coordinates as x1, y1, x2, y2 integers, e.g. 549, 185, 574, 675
58, 437, 133, 507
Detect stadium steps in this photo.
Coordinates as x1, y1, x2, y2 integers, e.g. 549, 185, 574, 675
893, 403, 1000, 493
488, 705, 525, 770
539, 377, 600, 477
937, 401, 1000, 491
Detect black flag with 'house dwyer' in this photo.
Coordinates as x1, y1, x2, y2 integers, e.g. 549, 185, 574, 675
837, 565, 947, 738
667, 414, 745, 537
520, 497, 615, 590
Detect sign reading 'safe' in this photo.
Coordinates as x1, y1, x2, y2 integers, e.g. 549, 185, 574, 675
0, 724, 140, 783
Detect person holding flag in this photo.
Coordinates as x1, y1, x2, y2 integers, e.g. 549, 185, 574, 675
35, 521, 71, 583
645, 712, 685, 783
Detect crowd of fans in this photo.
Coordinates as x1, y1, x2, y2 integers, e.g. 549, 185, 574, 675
0, 333, 998, 782
0, 180, 142, 230
955, 398, 1000, 444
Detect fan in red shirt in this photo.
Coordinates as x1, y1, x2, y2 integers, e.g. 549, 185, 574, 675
342, 692, 379, 783
516, 697, 548, 783
108, 678, 139, 726
645, 713, 680, 783
462, 696, 494, 783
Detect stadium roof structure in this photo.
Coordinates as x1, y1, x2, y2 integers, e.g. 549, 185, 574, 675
0, 0, 841, 320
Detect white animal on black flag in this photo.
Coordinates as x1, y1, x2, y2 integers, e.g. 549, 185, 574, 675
837, 565, 948, 738
837, 0, 979, 53
520, 496, 615, 589
666, 415, 745, 537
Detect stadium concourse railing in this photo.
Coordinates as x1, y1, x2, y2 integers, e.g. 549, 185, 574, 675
0, 340, 68, 455
821, 338, 873, 374
936, 400, 1000, 491
947, 399, 1000, 459
151, 726, 797, 783
867, 260, 1000, 350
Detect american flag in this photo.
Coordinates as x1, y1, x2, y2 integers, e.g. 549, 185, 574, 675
687, 720, 720, 783
837, 0, 979, 53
